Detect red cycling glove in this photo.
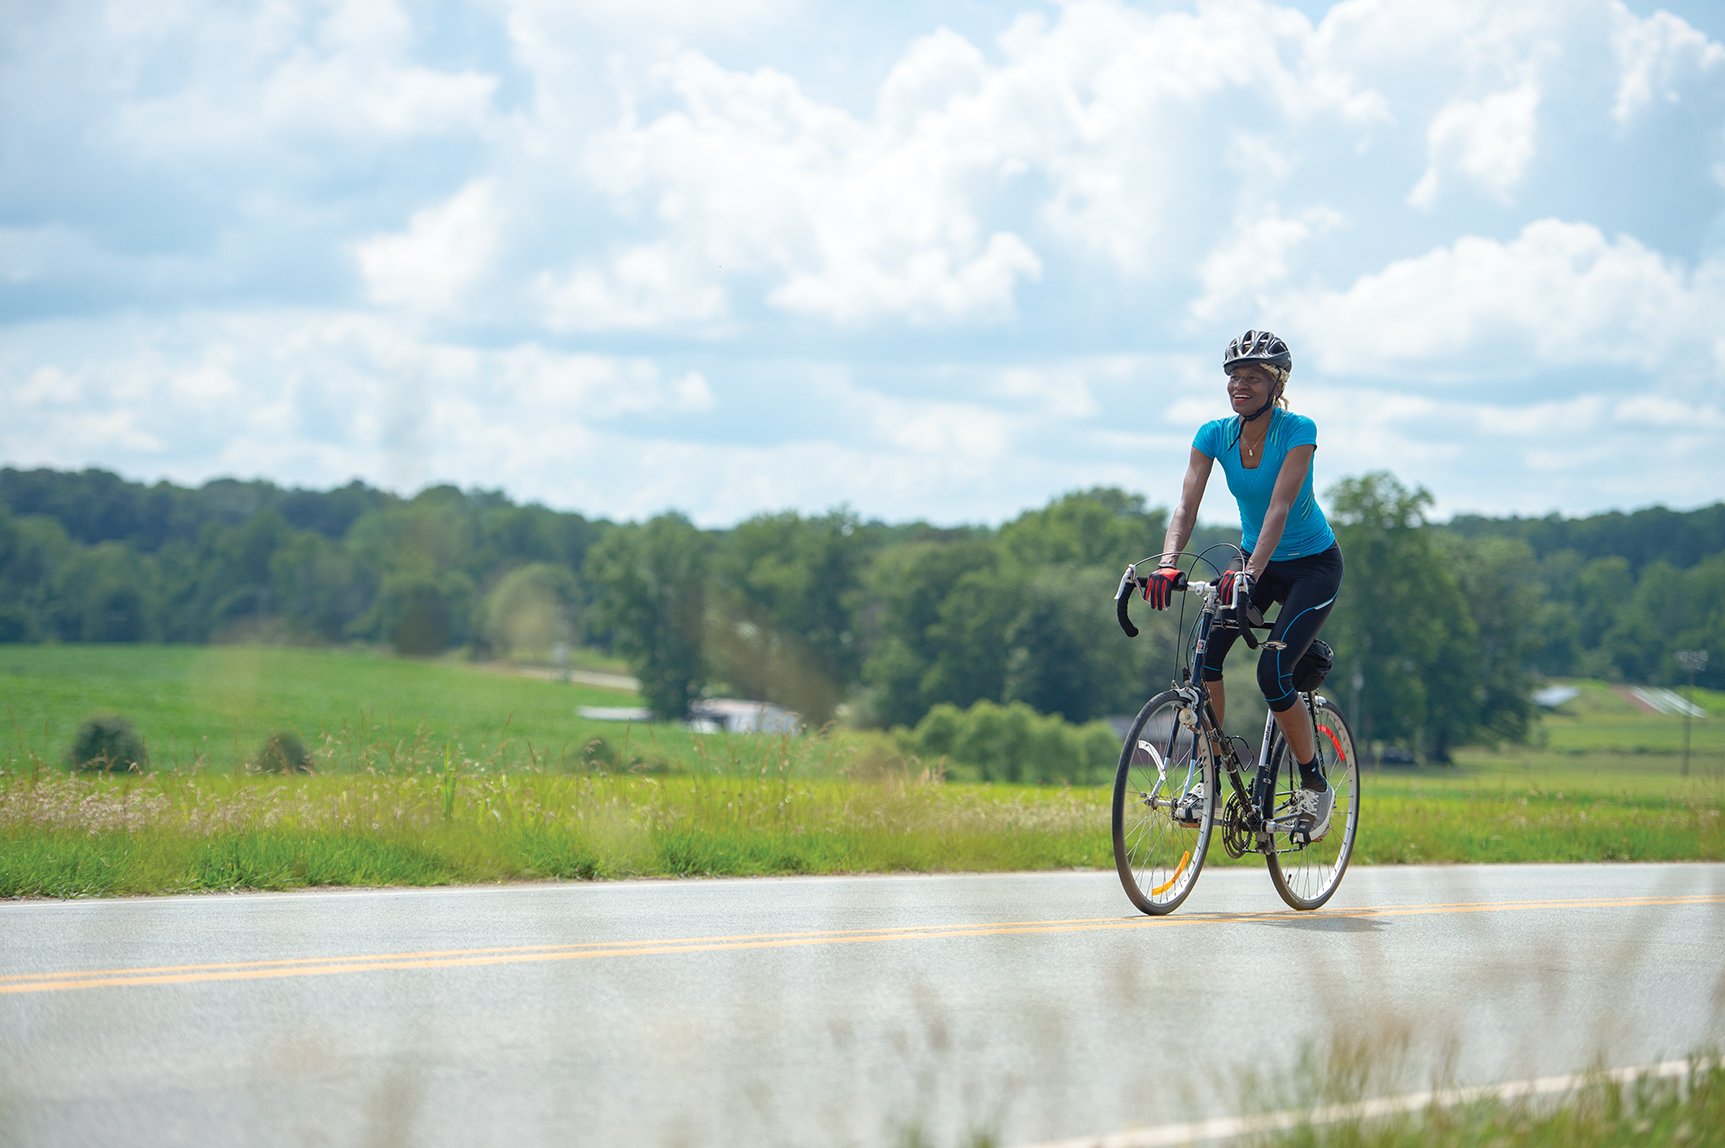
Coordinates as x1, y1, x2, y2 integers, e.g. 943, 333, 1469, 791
1219, 569, 1255, 629
1143, 566, 1182, 610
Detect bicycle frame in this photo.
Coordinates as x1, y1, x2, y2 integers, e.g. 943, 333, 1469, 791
1184, 582, 1271, 838
1140, 567, 1316, 850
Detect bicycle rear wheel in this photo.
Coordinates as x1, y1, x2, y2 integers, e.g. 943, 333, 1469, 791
1112, 690, 1217, 915
1264, 695, 1359, 910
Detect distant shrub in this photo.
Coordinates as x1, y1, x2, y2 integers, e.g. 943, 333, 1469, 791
906, 700, 1119, 785
581, 736, 615, 769
68, 715, 149, 774
255, 731, 315, 773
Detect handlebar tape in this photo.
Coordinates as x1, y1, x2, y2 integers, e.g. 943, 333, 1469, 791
1115, 567, 1189, 638
1115, 585, 1139, 638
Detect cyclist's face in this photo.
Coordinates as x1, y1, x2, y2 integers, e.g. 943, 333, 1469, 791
1227, 365, 1278, 412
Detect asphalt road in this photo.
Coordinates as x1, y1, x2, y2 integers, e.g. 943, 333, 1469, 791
3, 863, 1722, 1147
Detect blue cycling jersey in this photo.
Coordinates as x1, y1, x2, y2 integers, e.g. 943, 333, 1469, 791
1193, 409, 1336, 561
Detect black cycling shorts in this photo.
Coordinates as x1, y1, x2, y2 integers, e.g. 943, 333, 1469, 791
1201, 543, 1343, 713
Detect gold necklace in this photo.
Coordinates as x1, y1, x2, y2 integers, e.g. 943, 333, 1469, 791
1241, 419, 1269, 461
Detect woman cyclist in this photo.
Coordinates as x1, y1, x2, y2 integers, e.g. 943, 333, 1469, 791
1142, 329, 1344, 839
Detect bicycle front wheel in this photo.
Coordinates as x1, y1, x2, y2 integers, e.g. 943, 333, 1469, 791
1112, 690, 1217, 915
1265, 694, 1360, 911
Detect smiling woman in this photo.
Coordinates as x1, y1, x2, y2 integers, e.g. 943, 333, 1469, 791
1143, 329, 1346, 839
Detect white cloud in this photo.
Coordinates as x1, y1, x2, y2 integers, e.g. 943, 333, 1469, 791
11, 367, 84, 406
876, 26, 991, 130
173, 352, 241, 402
1190, 206, 1346, 324
4, 0, 1725, 529
1611, 4, 1725, 123
113, 1, 497, 156
768, 232, 1042, 323
537, 244, 729, 333
573, 1, 1395, 324
992, 363, 1105, 421
260, 49, 496, 139
355, 180, 503, 314
1280, 219, 1721, 376
585, 49, 1044, 325
1009, 0, 1383, 277
502, 0, 799, 50
1408, 82, 1542, 208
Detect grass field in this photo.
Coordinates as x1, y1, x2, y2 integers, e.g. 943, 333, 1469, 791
1, 645, 1721, 897
1, 643, 847, 776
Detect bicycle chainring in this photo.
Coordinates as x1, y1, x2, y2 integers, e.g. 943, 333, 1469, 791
1221, 790, 1256, 858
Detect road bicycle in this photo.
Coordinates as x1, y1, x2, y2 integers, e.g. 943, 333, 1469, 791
1110, 549, 1360, 914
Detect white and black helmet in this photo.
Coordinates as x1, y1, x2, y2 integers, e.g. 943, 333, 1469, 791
1223, 329, 1292, 380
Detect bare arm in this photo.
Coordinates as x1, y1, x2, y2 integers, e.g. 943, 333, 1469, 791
1159, 448, 1214, 564
1246, 444, 1314, 578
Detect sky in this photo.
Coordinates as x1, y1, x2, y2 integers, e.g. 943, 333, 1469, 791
3, 0, 1723, 530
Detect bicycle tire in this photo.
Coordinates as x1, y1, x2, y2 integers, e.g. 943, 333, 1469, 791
1112, 689, 1217, 915
1264, 695, 1360, 911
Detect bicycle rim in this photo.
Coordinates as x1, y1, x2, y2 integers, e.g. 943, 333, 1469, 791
1264, 696, 1360, 911
1112, 690, 1216, 915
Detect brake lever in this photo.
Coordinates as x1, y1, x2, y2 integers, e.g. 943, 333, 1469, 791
1113, 563, 1138, 602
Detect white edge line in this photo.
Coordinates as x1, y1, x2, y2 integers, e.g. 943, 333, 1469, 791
1016, 1057, 1717, 1148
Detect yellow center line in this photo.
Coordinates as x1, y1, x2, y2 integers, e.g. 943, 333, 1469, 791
3, 893, 1720, 996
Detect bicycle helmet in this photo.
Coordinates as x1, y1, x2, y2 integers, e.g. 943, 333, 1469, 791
1222, 329, 1292, 380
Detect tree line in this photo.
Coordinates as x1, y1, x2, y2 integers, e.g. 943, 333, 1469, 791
2, 466, 1720, 761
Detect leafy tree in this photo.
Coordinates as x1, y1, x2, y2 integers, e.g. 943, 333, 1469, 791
1442, 535, 1541, 747
858, 536, 1001, 728
48, 542, 153, 642
1668, 554, 1725, 689
587, 514, 710, 720
1325, 473, 1467, 760
0, 468, 142, 546
150, 540, 214, 642
918, 563, 1018, 715
278, 479, 392, 540
1, 465, 1719, 756
478, 562, 581, 661
200, 509, 293, 632
1000, 487, 1166, 569
1002, 565, 1139, 723
1600, 561, 1671, 683
270, 531, 373, 642
368, 569, 474, 656
476, 502, 604, 574
1446, 502, 1725, 575
345, 495, 477, 582
710, 509, 872, 724
1527, 549, 1586, 677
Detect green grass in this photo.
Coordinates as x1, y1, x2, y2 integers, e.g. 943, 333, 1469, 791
1253, 1058, 1725, 1148
0, 649, 1722, 897
1533, 679, 1725, 757
0, 643, 840, 776
0, 770, 1105, 897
